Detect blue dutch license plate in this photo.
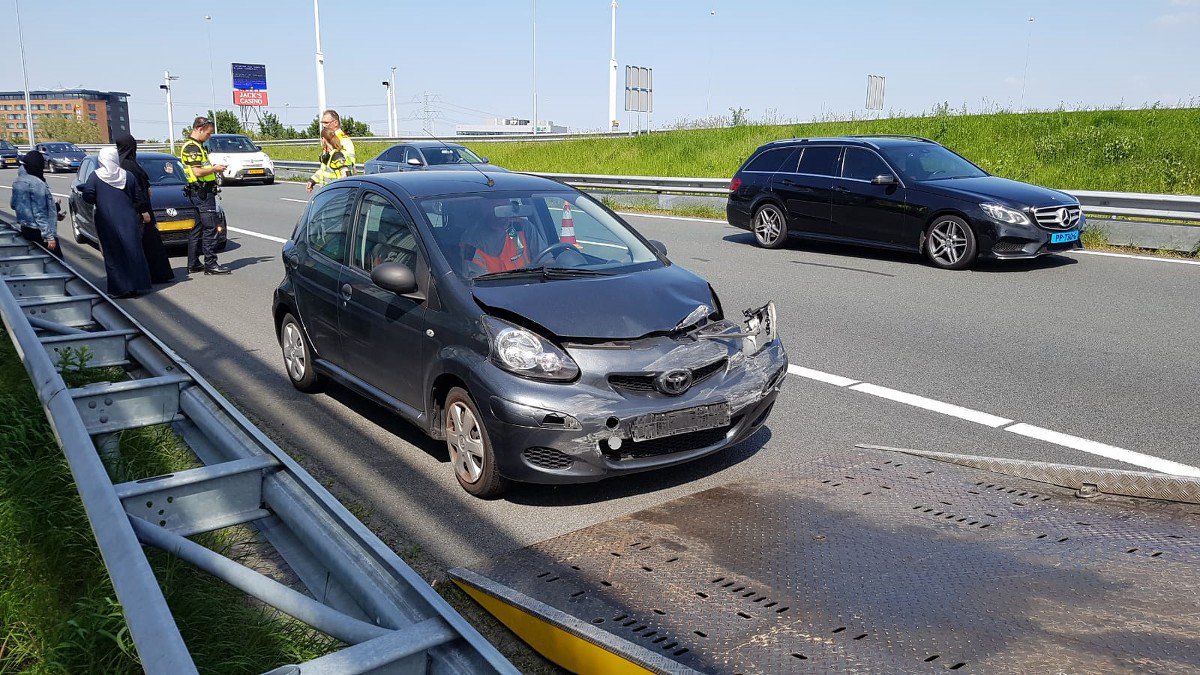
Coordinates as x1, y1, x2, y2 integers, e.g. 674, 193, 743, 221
1051, 231, 1079, 244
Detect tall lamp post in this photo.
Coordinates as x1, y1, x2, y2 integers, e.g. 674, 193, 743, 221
1020, 16, 1035, 111
314, 0, 327, 116
608, 0, 617, 131
381, 80, 393, 136
160, 72, 180, 153
14, 0, 36, 146
204, 15, 219, 133
531, 0, 538, 135
705, 9, 716, 121
390, 66, 398, 136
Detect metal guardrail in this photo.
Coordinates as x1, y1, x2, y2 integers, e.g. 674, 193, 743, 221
266, 163, 1200, 223
0, 222, 516, 674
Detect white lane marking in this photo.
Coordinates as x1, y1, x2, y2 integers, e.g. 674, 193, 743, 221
280, 197, 308, 204
227, 226, 287, 244
615, 210, 726, 224
849, 382, 1013, 428
1005, 423, 1200, 477
1072, 249, 1200, 267
787, 364, 858, 387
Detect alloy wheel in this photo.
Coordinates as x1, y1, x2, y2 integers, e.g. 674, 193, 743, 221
282, 322, 306, 381
927, 219, 969, 266
447, 401, 486, 484
753, 206, 784, 247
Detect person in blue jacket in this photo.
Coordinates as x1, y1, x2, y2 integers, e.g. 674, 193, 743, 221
9, 150, 63, 258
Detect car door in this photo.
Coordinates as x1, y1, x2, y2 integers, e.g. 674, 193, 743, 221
373, 146, 404, 173
831, 147, 910, 246
337, 190, 430, 411
70, 157, 97, 239
293, 185, 356, 365
772, 145, 840, 237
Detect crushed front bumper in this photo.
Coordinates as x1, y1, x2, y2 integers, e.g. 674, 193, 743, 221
471, 305, 788, 484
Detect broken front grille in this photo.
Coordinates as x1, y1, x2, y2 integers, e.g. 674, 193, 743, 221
608, 358, 728, 394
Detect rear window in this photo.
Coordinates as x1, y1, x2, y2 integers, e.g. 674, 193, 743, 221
796, 146, 841, 177
743, 148, 795, 173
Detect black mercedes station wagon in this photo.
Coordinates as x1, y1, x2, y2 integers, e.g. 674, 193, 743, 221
726, 136, 1084, 269
274, 171, 787, 498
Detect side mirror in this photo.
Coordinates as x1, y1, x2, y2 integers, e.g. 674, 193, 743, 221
480, 157, 490, 164
648, 240, 668, 257
407, 158, 424, 166
254, 145, 262, 152
871, 174, 898, 186
371, 262, 417, 295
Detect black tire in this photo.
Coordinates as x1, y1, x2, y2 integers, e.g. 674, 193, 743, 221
751, 203, 788, 249
923, 215, 978, 270
279, 313, 323, 392
264, 177, 275, 185
444, 387, 509, 499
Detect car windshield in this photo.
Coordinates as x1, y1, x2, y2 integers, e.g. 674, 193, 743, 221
45, 143, 79, 153
139, 157, 188, 186
417, 191, 662, 281
207, 136, 258, 152
423, 146, 484, 165
0, 140, 15, 151
878, 144, 988, 181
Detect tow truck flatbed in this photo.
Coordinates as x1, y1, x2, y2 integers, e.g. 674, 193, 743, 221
452, 446, 1200, 674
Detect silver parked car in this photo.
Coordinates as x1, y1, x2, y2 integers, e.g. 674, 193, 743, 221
363, 141, 504, 175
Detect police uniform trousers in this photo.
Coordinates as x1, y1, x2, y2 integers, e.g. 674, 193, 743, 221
187, 189, 220, 270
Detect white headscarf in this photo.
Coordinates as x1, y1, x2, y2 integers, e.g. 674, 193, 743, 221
95, 147, 127, 189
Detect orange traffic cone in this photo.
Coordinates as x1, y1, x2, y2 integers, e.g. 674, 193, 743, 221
560, 202, 578, 247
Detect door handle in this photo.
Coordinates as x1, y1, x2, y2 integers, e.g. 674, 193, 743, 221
340, 283, 353, 301
834, 186, 850, 192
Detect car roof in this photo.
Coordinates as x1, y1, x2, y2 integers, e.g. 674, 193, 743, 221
404, 140, 468, 149
209, 133, 252, 139
759, 135, 939, 151
339, 170, 566, 199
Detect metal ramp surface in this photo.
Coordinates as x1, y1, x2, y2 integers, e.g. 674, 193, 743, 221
451, 447, 1200, 674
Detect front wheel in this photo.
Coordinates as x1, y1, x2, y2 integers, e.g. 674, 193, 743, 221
444, 387, 509, 499
752, 203, 788, 249
924, 216, 977, 270
279, 313, 322, 392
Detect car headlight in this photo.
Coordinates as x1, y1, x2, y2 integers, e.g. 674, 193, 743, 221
980, 202, 1031, 225
482, 315, 579, 382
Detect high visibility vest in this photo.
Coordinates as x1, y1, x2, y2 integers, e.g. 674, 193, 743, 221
310, 150, 351, 187
179, 137, 216, 184
471, 229, 530, 273
336, 129, 355, 173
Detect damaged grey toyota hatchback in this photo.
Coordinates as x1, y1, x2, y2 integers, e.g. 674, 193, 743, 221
274, 171, 787, 498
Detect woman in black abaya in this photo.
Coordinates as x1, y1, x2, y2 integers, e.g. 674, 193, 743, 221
115, 133, 175, 283
81, 147, 152, 298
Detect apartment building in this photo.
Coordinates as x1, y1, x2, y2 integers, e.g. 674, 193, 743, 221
0, 89, 130, 143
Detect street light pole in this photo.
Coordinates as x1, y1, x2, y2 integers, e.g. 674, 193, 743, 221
390, 66, 398, 136
382, 80, 392, 136
314, 0, 327, 116
160, 71, 180, 153
608, 0, 617, 131
14, 0, 36, 146
205, 15, 219, 133
531, 0, 538, 135
1020, 16, 1034, 111
705, 9, 716, 121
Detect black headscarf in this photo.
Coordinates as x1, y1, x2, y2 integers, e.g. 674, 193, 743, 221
114, 132, 149, 187
21, 150, 45, 182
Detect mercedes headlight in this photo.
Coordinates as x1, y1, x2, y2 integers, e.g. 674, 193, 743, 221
980, 202, 1031, 225
482, 316, 579, 382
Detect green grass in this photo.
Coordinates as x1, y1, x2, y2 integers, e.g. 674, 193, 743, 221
0, 340, 340, 673
265, 106, 1200, 194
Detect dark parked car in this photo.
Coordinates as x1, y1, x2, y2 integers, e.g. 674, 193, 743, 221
726, 136, 1084, 269
362, 141, 502, 175
68, 152, 227, 250
0, 139, 19, 169
274, 171, 786, 498
36, 141, 87, 173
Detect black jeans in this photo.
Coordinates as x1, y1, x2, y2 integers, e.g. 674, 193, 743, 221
186, 190, 220, 270
20, 225, 65, 260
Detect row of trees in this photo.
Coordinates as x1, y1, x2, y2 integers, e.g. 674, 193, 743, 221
181, 110, 372, 140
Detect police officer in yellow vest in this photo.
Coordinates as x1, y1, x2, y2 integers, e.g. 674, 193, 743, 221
179, 116, 231, 275
306, 127, 352, 190
306, 109, 355, 194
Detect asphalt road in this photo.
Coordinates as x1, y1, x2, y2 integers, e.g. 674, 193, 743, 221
4, 170, 1199, 573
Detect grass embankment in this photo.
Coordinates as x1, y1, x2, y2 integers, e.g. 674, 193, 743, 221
0, 339, 339, 673
266, 107, 1200, 194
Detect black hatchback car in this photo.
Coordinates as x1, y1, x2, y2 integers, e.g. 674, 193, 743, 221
727, 136, 1084, 269
0, 139, 19, 169
69, 152, 228, 250
36, 141, 87, 173
274, 171, 786, 498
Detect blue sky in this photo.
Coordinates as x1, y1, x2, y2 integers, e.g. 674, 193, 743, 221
3, 1, 1198, 139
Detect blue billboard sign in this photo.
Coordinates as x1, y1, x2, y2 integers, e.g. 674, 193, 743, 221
231, 63, 267, 91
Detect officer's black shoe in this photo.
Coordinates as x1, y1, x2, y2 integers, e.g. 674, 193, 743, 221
203, 265, 232, 275
187, 264, 204, 273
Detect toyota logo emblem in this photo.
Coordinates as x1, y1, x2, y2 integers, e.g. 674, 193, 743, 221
656, 369, 693, 396
166, 207, 178, 218
1056, 207, 1070, 224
